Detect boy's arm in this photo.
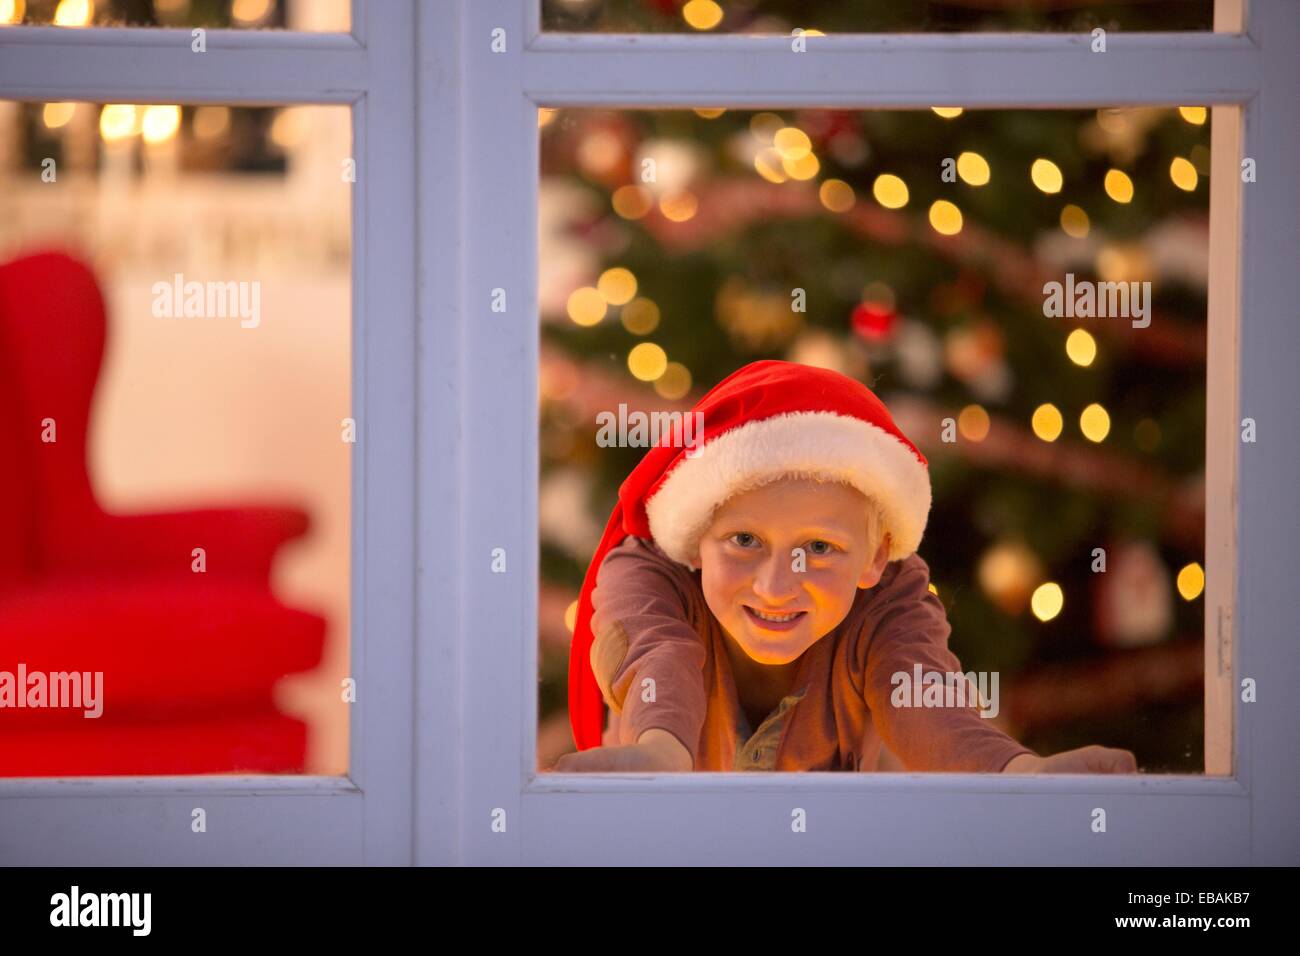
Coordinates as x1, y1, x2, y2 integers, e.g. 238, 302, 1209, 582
859, 554, 1038, 773
586, 537, 708, 768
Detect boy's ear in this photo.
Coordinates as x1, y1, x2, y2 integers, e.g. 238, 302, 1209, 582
858, 531, 892, 589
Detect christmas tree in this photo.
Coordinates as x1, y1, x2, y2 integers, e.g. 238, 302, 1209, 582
538, 0, 1214, 773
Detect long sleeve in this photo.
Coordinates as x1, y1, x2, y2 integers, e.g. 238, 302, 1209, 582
588, 537, 709, 766
858, 554, 1037, 773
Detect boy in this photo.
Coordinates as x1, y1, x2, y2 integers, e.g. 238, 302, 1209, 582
557, 361, 1135, 774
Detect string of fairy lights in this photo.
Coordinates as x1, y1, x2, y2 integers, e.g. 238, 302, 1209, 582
545, 99, 1210, 631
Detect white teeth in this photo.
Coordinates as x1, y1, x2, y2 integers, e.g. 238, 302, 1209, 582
751, 608, 802, 623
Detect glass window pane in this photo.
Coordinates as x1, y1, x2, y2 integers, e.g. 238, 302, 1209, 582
0, 100, 351, 776
0, 0, 349, 32
542, 0, 1213, 34
539, 105, 1211, 775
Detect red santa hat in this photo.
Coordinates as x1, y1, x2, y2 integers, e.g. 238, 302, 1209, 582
567, 360, 931, 751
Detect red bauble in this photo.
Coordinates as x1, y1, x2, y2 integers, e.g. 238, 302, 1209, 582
851, 302, 898, 342
644, 0, 681, 16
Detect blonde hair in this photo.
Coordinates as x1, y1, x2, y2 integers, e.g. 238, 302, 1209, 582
864, 496, 888, 556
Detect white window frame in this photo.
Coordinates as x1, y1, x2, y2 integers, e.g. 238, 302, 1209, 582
0, 0, 415, 864
450, 0, 1298, 865
3, 0, 1296, 867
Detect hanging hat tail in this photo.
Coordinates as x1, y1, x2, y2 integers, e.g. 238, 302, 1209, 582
567, 500, 631, 751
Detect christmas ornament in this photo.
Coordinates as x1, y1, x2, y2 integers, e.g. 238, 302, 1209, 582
851, 301, 897, 342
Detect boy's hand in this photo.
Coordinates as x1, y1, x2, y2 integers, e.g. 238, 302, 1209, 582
1004, 745, 1138, 774
551, 729, 693, 773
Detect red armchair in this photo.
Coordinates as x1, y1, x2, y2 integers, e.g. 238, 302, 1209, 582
0, 250, 326, 775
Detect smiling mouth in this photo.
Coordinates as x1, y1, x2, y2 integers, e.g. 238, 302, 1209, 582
743, 606, 808, 630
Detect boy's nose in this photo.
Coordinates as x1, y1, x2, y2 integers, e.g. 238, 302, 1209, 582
752, 555, 800, 603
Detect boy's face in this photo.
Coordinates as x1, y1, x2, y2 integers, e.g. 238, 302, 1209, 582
696, 477, 891, 666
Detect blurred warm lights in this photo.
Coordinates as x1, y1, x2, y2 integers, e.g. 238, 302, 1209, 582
232, 0, 271, 25
621, 297, 661, 335
818, 178, 855, 212
928, 199, 963, 236
1093, 246, 1129, 282
754, 149, 788, 184
42, 102, 76, 129
1030, 158, 1063, 194
654, 362, 693, 400
1079, 402, 1111, 442
978, 540, 1043, 615
815, 331, 872, 381
1060, 203, 1090, 238
270, 107, 310, 150
538, 108, 558, 128
597, 267, 637, 305
628, 343, 669, 381
638, 137, 703, 195
1065, 328, 1097, 367
566, 287, 606, 327
957, 404, 990, 441
1169, 156, 1198, 192
1178, 106, 1207, 126
682, 0, 722, 30
773, 127, 812, 160
693, 108, 726, 119
611, 184, 653, 219
872, 173, 908, 209
1030, 582, 1064, 621
98, 104, 138, 142
1176, 562, 1205, 601
1104, 168, 1134, 203
659, 191, 698, 222
931, 107, 963, 119
564, 600, 578, 633
141, 105, 181, 145
1095, 108, 1130, 134
1031, 403, 1063, 442
1095, 243, 1151, 284
782, 151, 819, 181
1, 0, 25, 25
578, 130, 624, 178
193, 105, 231, 140
956, 151, 990, 186
53, 0, 91, 27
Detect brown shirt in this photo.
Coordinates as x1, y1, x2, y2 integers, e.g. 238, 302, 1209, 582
588, 535, 1036, 773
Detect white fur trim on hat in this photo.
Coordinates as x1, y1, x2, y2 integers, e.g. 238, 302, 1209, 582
644, 411, 930, 567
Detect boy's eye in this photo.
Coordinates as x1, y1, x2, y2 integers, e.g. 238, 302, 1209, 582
730, 532, 759, 548
808, 540, 835, 556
